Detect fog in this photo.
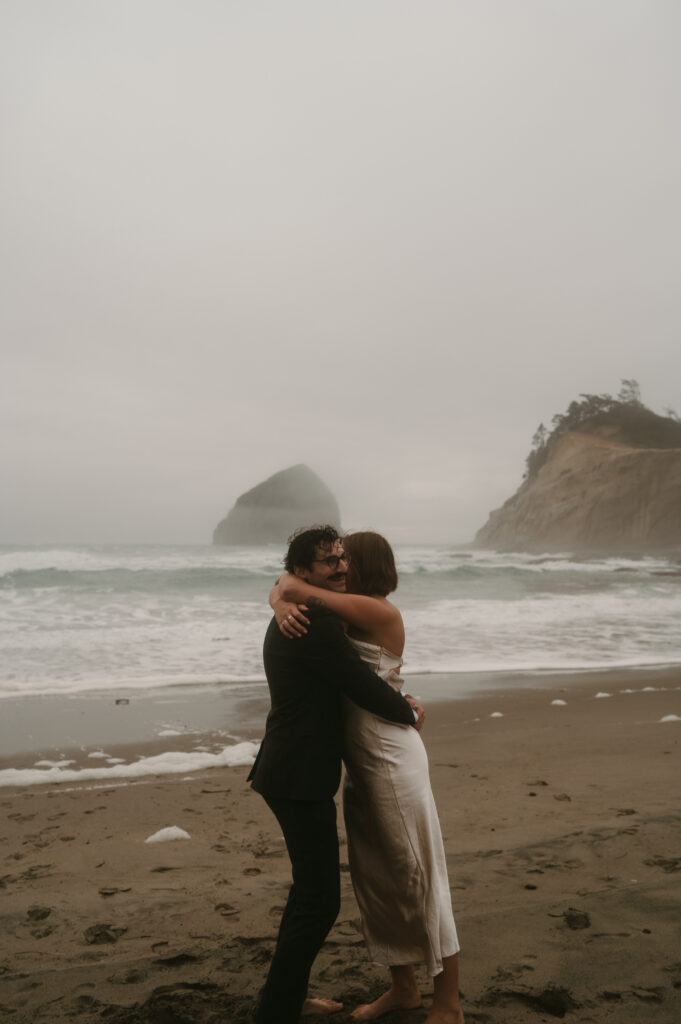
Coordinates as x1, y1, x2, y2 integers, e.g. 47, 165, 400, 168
2, 1, 679, 544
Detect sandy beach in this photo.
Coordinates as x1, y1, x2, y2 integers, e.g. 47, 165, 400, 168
1, 670, 680, 1023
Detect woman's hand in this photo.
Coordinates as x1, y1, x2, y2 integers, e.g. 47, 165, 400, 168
273, 596, 310, 638
269, 580, 309, 637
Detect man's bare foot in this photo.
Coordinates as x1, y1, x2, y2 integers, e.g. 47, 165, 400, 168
301, 997, 344, 1016
351, 985, 422, 1021
423, 1004, 465, 1024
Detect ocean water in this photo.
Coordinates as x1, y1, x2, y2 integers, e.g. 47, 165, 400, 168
2, 543, 681, 702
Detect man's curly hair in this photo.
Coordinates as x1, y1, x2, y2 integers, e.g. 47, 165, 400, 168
284, 525, 340, 574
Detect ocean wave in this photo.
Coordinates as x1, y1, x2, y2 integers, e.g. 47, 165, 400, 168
0, 545, 285, 579
396, 547, 676, 576
401, 654, 681, 676
0, 674, 270, 700
3, 543, 680, 702
2, 544, 676, 588
0, 565, 270, 592
3, 652, 680, 701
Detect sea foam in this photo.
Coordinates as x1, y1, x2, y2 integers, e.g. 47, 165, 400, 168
145, 826, 191, 843
0, 741, 260, 789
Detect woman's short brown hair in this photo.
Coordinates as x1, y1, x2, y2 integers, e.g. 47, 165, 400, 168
343, 531, 398, 597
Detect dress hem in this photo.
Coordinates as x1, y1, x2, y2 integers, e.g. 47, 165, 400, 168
368, 940, 461, 978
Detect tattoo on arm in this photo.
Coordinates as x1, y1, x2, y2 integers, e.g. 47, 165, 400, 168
307, 595, 326, 608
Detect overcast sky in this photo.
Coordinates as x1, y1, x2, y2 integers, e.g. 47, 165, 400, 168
2, 1, 679, 545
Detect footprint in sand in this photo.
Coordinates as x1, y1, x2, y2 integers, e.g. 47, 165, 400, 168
561, 908, 591, 930
644, 856, 681, 873
27, 906, 52, 921
493, 962, 535, 981
537, 858, 583, 871
215, 903, 239, 917
631, 986, 665, 1003
485, 984, 579, 1016
108, 967, 148, 984
20, 864, 53, 881
153, 953, 199, 968
83, 923, 128, 945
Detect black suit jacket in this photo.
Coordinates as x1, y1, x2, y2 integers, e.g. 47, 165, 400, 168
248, 608, 414, 801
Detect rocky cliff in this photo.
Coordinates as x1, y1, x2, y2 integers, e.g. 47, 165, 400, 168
475, 430, 681, 554
213, 464, 341, 545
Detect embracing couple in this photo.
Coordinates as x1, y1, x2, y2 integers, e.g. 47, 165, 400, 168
248, 526, 464, 1024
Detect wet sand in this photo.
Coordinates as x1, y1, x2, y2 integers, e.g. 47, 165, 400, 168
1, 672, 680, 1022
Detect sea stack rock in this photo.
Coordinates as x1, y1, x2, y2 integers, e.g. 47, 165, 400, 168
213, 464, 341, 545
475, 391, 681, 554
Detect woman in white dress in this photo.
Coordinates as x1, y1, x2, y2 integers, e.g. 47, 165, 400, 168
270, 531, 464, 1024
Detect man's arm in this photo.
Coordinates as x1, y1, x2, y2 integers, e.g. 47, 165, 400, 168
303, 611, 415, 726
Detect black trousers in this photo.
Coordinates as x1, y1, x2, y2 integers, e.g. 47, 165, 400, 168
254, 795, 341, 1024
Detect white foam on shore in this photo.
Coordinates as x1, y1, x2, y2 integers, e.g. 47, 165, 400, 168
145, 826, 191, 843
0, 741, 260, 789
490, 712, 504, 718
551, 699, 567, 706
659, 714, 681, 722
595, 692, 612, 698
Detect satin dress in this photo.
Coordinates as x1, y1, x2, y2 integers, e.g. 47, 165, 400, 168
342, 638, 460, 975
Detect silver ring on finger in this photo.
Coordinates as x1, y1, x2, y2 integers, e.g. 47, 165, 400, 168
288, 614, 294, 621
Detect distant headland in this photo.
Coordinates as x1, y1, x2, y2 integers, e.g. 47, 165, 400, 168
475, 380, 681, 554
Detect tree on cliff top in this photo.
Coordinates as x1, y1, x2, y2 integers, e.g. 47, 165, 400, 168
525, 380, 681, 480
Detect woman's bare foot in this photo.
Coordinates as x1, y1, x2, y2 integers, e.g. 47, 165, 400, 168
351, 985, 422, 1021
301, 997, 344, 1016
423, 1004, 465, 1024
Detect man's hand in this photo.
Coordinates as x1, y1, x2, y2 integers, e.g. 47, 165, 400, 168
405, 694, 425, 731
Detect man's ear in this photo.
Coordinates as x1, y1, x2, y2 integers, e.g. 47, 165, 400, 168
293, 566, 309, 581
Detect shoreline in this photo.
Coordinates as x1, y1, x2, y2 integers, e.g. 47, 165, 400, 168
1, 673, 679, 1022
1, 664, 680, 776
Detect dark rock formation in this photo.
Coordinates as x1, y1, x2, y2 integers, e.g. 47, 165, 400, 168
213, 464, 340, 545
475, 431, 681, 554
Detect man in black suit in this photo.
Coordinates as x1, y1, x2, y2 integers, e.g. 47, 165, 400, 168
248, 525, 420, 1024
